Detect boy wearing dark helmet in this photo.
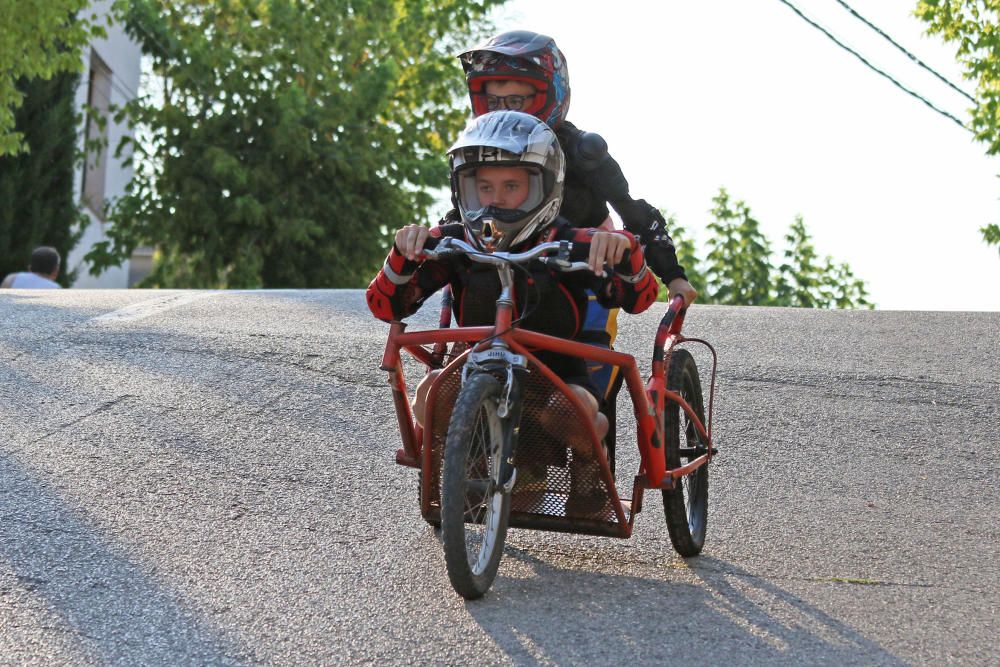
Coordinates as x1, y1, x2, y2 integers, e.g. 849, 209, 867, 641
368, 111, 658, 513
458, 30, 697, 307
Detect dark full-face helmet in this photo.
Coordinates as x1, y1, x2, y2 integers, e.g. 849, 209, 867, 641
458, 30, 571, 128
448, 111, 565, 252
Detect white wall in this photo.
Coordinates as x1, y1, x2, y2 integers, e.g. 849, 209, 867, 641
68, 0, 142, 288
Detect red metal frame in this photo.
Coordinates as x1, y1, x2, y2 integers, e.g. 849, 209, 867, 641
380, 294, 717, 536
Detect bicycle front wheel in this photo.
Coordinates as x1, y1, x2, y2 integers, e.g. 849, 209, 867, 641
662, 348, 709, 557
440, 372, 511, 599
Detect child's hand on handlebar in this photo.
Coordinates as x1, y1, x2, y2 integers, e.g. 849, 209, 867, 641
394, 225, 431, 261
667, 277, 698, 308
587, 231, 630, 277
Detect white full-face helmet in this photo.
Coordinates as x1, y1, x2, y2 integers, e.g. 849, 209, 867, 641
448, 110, 565, 251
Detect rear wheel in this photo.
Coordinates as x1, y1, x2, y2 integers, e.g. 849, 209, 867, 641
661, 348, 709, 556
440, 373, 511, 599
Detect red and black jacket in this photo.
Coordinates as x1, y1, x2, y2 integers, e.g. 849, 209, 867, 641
367, 219, 658, 339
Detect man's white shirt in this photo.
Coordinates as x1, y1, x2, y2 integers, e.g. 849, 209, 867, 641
7, 272, 61, 289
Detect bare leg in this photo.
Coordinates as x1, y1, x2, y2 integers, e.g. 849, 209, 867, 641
538, 384, 607, 455
569, 385, 608, 445
413, 369, 441, 428
564, 385, 610, 515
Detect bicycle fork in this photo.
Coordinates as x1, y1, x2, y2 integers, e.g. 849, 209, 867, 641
461, 352, 527, 494
459, 257, 528, 494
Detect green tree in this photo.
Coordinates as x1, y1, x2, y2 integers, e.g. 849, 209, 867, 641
823, 258, 873, 309
0, 1, 114, 155
85, 0, 504, 288
984, 222, 1000, 249
0, 71, 85, 285
703, 188, 774, 305
775, 215, 826, 308
774, 215, 873, 309
916, 0, 1000, 254
677, 188, 872, 308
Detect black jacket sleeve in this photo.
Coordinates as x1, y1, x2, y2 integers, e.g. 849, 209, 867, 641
556, 121, 687, 285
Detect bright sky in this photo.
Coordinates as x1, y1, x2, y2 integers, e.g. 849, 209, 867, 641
487, 0, 1000, 311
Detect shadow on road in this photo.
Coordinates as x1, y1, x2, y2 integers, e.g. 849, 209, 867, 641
467, 548, 904, 666
0, 454, 250, 664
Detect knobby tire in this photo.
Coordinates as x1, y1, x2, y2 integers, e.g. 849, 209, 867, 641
440, 372, 511, 599
662, 348, 709, 556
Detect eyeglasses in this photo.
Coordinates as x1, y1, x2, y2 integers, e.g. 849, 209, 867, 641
484, 93, 536, 111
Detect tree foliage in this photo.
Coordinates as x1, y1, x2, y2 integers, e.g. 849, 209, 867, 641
0, 71, 85, 285
662, 213, 706, 298
775, 216, 871, 308
671, 188, 872, 309
85, 0, 505, 288
776, 215, 828, 308
821, 258, 872, 310
703, 188, 774, 306
916, 0, 1000, 254
0, 0, 113, 156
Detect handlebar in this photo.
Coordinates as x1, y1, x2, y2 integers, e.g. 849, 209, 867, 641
420, 237, 594, 273
653, 294, 687, 364
539, 256, 594, 273
421, 237, 557, 264
424, 235, 691, 369
666, 293, 687, 335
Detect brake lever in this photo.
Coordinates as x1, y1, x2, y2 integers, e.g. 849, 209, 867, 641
419, 236, 454, 261
536, 240, 572, 270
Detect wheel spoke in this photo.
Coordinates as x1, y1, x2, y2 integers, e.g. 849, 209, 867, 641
441, 373, 511, 598
465, 479, 492, 496
460, 397, 501, 563
464, 493, 486, 524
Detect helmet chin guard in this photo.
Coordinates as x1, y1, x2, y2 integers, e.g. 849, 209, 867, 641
476, 219, 503, 253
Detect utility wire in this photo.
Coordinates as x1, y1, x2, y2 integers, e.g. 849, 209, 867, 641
775, 0, 971, 132
833, 0, 975, 103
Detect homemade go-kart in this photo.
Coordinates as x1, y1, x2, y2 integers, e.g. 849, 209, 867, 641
379, 236, 718, 599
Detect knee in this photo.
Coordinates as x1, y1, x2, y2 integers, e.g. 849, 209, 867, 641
570, 385, 599, 418
594, 411, 609, 442
570, 385, 608, 443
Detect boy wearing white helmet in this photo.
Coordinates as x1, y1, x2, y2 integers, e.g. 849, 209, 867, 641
368, 111, 658, 512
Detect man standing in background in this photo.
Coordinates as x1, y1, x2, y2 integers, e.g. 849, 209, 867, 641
1, 246, 62, 289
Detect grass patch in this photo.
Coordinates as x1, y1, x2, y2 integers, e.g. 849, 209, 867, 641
823, 576, 884, 586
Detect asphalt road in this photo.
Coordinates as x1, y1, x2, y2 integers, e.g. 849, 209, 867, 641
1, 289, 997, 666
